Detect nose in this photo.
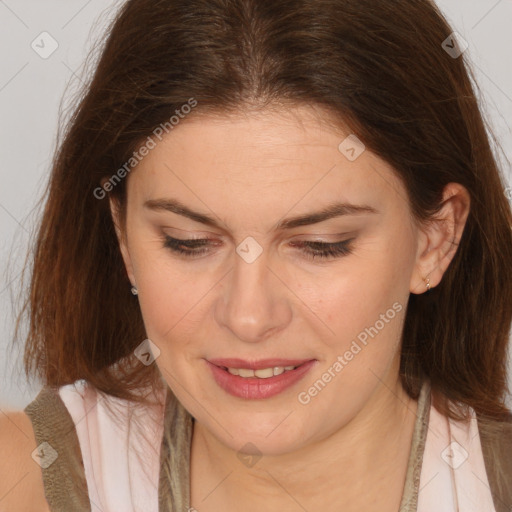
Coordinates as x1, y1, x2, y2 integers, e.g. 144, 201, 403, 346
214, 245, 292, 344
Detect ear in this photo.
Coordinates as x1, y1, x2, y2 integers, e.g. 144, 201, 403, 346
410, 182, 470, 294
108, 195, 136, 287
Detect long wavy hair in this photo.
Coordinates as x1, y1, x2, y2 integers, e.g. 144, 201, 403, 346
14, 0, 512, 432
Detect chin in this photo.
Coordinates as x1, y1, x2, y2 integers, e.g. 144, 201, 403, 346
203, 410, 314, 455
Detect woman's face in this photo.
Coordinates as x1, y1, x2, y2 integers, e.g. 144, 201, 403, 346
114, 105, 427, 455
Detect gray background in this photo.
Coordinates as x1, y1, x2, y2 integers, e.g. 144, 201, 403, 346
1, 0, 511, 410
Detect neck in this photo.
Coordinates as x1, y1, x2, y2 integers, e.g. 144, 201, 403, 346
190, 374, 419, 512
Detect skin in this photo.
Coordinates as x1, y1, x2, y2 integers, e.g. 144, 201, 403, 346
0, 412, 51, 512
110, 104, 470, 511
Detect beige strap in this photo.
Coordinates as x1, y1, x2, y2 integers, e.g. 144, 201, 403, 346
158, 389, 193, 512
398, 380, 431, 512
24, 386, 91, 512
478, 411, 512, 512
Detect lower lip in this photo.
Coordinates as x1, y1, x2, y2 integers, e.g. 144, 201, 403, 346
206, 360, 316, 400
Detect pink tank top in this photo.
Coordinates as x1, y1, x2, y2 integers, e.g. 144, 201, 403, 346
59, 380, 166, 511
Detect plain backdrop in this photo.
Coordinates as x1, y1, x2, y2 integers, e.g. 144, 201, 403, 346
1, 0, 511, 409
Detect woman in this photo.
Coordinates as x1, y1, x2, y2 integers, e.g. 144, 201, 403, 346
1, 0, 511, 511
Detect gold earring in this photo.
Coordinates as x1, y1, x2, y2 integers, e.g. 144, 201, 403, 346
423, 277, 431, 291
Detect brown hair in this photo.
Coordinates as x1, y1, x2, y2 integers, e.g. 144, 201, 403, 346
15, 0, 512, 422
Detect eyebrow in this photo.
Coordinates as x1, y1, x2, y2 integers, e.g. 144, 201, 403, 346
143, 198, 378, 231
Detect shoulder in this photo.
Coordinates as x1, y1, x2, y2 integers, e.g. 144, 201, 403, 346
0, 410, 51, 512
1, 383, 93, 512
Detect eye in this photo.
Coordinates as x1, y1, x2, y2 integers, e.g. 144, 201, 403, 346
290, 239, 355, 260
163, 235, 355, 260
162, 236, 215, 257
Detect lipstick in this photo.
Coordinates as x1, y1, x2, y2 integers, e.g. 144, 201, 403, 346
205, 358, 316, 399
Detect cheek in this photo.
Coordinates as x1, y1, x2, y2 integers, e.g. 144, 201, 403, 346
321, 272, 404, 353
133, 249, 206, 347
316, 231, 414, 358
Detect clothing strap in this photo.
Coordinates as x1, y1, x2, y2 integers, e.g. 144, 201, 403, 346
24, 385, 91, 512
477, 410, 512, 512
158, 389, 193, 512
398, 379, 431, 512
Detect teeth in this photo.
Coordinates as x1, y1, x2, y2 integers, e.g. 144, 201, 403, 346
226, 366, 297, 378
254, 368, 274, 378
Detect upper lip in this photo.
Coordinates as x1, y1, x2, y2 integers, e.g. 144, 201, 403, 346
207, 358, 314, 370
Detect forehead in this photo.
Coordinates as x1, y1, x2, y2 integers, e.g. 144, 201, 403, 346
127, 106, 408, 228
156, 106, 346, 165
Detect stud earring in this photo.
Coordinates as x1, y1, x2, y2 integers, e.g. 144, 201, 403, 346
423, 277, 431, 291
131, 286, 138, 295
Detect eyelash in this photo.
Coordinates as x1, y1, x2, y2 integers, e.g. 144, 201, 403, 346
162, 236, 355, 260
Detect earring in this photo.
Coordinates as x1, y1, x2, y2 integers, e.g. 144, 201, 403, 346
423, 277, 431, 291
131, 286, 138, 295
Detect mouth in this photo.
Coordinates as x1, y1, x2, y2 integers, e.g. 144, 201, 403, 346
225, 365, 298, 378
205, 358, 316, 400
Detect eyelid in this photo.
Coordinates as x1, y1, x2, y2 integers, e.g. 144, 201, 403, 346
161, 234, 357, 249
161, 226, 357, 239
161, 227, 218, 238
162, 234, 356, 262
162, 233, 355, 245
291, 232, 356, 241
